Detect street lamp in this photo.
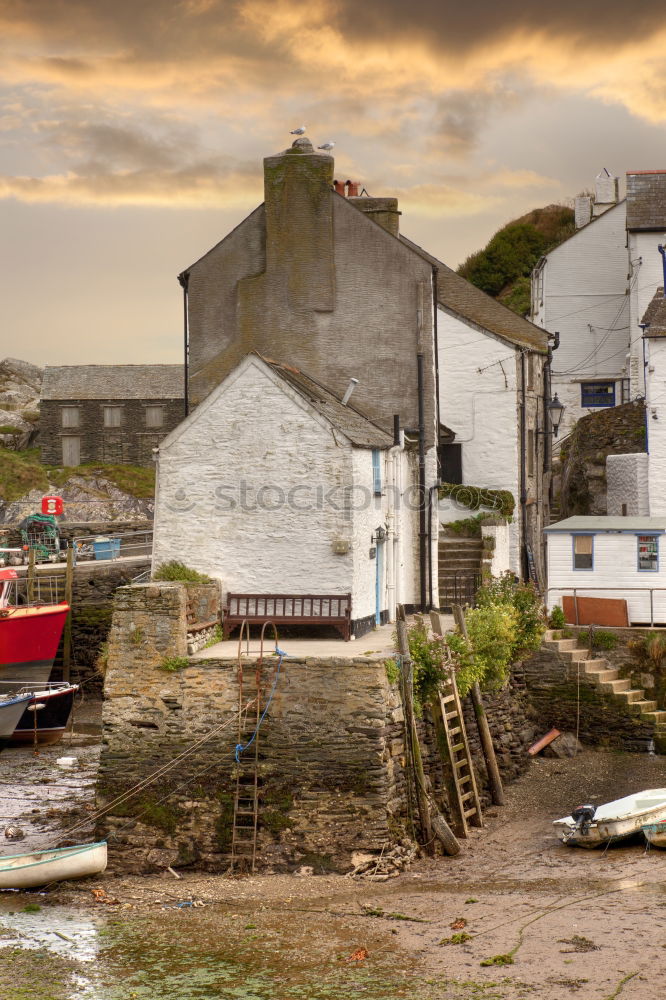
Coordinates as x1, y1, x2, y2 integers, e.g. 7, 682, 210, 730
547, 394, 565, 436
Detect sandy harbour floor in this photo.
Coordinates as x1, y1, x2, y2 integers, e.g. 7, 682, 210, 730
3, 749, 666, 999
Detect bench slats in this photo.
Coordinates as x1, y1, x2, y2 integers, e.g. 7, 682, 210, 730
223, 593, 351, 641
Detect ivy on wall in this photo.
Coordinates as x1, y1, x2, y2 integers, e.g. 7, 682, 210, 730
438, 482, 515, 520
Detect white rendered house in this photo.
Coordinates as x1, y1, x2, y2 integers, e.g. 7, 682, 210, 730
152, 354, 432, 635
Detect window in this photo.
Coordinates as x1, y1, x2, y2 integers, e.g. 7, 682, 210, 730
573, 534, 593, 569
61, 406, 80, 428
371, 449, 382, 496
439, 443, 462, 484
145, 405, 164, 428
103, 406, 123, 428
581, 382, 615, 408
638, 535, 659, 572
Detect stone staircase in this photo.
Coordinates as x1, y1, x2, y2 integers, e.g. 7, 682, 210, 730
438, 536, 483, 608
543, 629, 666, 744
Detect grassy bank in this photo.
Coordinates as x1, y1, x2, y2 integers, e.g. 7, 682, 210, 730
0, 446, 155, 503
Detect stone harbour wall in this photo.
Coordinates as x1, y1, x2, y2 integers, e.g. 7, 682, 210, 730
98, 582, 409, 873
518, 645, 653, 752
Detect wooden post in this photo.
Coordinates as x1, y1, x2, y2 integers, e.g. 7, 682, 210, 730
396, 618, 433, 854
27, 547, 36, 604
62, 546, 74, 682
452, 604, 505, 807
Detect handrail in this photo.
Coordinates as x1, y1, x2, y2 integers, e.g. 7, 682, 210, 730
548, 585, 666, 628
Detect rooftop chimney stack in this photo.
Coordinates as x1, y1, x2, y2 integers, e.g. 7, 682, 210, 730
347, 195, 401, 237
592, 167, 619, 217
263, 137, 335, 312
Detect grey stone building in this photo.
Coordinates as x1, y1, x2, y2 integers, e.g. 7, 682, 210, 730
40, 365, 184, 467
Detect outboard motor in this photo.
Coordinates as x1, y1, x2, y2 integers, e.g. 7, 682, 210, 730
571, 803, 596, 836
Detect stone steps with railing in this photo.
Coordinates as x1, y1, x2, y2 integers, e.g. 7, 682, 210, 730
543, 629, 665, 735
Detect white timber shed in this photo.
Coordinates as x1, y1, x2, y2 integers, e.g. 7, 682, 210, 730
152, 353, 426, 636
545, 515, 666, 625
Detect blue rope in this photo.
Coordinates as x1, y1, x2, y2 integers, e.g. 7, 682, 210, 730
234, 646, 287, 762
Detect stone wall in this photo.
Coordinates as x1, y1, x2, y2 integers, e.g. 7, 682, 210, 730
606, 453, 649, 516
98, 582, 409, 873
519, 644, 654, 752
559, 400, 646, 517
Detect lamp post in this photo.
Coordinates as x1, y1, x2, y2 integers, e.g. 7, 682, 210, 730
547, 394, 565, 437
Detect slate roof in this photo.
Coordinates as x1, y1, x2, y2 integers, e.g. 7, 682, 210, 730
626, 171, 666, 230
545, 516, 666, 533
641, 288, 666, 336
399, 236, 548, 353
41, 365, 184, 400
261, 356, 393, 448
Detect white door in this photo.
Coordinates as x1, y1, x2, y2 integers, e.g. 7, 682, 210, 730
62, 436, 81, 466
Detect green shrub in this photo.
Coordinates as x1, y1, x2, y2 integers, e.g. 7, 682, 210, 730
549, 605, 566, 629
0, 425, 23, 435
628, 634, 666, 669
160, 655, 190, 672
476, 574, 546, 659
153, 561, 213, 584
385, 658, 400, 685
583, 629, 618, 651
405, 619, 448, 713
203, 625, 223, 648
439, 483, 515, 519
465, 603, 518, 690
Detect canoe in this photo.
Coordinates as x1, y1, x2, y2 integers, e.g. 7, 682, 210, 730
642, 819, 666, 848
0, 841, 107, 889
554, 788, 666, 847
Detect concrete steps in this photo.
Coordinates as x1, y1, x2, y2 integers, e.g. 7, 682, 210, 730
439, 536, 483, 608
543, 629, 663, 738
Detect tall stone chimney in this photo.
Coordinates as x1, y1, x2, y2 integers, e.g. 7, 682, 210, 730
263, 137, 335, 312
348, 196, 401, 237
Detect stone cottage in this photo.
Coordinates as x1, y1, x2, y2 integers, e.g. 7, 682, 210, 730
40, 365, 184, 467
172, 136, 551, 599
152, 354, 422, 635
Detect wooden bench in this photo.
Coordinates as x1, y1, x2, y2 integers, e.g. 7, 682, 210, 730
222, 593, 352, 641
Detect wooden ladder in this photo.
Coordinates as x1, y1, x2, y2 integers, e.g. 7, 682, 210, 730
437, 665, 483, 837
230, 681, 261, 873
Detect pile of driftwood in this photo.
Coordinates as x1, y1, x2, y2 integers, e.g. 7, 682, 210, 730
346, 844, 418, 881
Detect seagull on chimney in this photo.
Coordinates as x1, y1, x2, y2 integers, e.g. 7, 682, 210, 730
290, 125, 307, 135
317, 141, 335, 151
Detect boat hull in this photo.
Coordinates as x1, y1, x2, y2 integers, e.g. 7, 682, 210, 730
0, 604, 69, 683
0, 842, 107, 889
8, 684, 77, 746
555, 789, 666, 847
642, 820, 666, 848
0, 695, 35, 750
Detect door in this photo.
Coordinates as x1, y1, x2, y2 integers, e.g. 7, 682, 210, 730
61, 436, 81, 466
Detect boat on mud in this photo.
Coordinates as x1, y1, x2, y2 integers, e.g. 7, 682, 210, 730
0, 691, 36, 751
0, 681, 79, 746
554, 789, 666, 846
642, 819, 666, 848
0, 842, 107, 889
0, 568, 69, 683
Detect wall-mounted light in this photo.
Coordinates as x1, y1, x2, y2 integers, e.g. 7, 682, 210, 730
537, 395, 565, 437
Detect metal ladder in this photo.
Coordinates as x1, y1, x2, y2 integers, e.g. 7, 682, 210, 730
437, 664, 483, 837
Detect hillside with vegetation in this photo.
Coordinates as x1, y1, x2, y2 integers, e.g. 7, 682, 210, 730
458, 204, 575, 316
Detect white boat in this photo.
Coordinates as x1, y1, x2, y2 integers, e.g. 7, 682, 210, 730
642, 819, 666, 848
0, 841, 107, 889
554, 789, 666, 847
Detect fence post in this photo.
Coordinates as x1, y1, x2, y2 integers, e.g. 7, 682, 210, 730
62, 546, 74, 682
27, 548, 36, 604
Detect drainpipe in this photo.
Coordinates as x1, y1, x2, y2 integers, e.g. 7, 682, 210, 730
432, 265, 441, 474
416, 283, 428, 611
386, 414, 403, 621
178, 270, 190, 417
520, 351, 528, 582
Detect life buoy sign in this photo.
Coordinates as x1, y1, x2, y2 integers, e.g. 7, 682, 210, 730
42, 495, 63, 516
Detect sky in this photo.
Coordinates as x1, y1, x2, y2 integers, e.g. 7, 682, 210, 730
3, 0, 666, 367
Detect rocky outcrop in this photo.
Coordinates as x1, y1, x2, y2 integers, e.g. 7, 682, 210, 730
558, 400, 646, 516
0, 358, 41, 449
0, 475, 154, 526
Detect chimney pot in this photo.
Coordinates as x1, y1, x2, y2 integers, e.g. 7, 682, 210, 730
347, 181, 359, 197
334, 180, 346, 196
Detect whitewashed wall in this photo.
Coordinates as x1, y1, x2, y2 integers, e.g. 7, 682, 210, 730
547, 531, 666, 623
628, 233, 666, 397
607, 453, 649, 515
647, 338, 666, 516
482, 521, 511, 577
437, 306, 521, 572
532, 202, 629, 438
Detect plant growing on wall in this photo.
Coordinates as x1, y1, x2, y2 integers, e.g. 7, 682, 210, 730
628, 634, 666, 669
438, 483, 515, 519
549, 606, 566, 629
153, 561, 213, 584
476, 574, 546, 659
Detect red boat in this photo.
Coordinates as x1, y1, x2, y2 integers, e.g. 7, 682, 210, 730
0, 569, 69, 683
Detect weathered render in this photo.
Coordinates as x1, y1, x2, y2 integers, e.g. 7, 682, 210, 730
152, 354, 423, 631
40, 365, 184, 466
184, 138, 437, 449
607, 453, 649, 516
